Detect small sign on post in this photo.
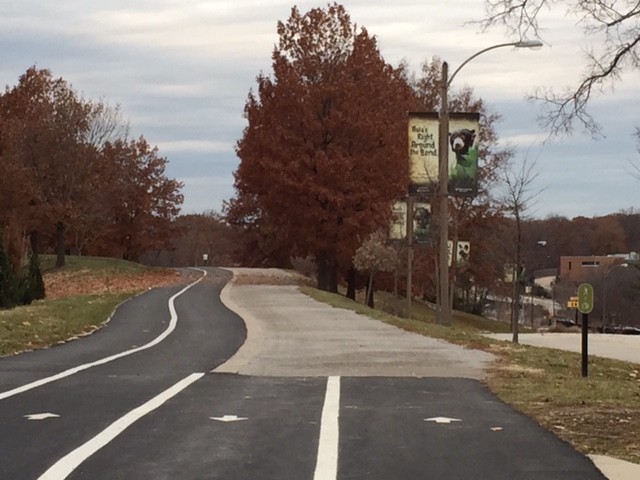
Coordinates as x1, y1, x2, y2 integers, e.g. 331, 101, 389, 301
578, 283, 594, 377
578, 284, 594, 314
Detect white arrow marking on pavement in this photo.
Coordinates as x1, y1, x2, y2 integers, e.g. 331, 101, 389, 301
209, 415, 248, 422
24, 413, 60, 421
424, 416, 462, 424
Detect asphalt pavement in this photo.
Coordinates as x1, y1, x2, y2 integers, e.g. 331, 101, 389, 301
0, 267, 634, 479
0, 267, 246, 479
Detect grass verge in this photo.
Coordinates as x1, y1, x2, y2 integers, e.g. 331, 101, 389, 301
1, 255, 182, 357
302, 286, 640, 464
39, 254, 152, 274
0, 293, 133, 357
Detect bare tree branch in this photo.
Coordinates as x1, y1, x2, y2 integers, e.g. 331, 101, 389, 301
477, 0, 640, 137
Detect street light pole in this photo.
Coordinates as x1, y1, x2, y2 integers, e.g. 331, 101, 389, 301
602, 262, 628, 328
435, 39, 543, 326
437, 62, 450, 325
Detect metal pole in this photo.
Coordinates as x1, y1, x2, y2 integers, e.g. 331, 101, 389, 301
581, 312, 589, 377
406, 196, 414, 319
438, 61, 450, 326
602, 279, 607, 328
530, 290, 534, 327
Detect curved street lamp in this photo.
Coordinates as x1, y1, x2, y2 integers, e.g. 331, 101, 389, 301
437, 39, 544, 326
601, 262, 628, 329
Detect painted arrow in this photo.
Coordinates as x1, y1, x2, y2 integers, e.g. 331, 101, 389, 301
424, 416, 462, 424
24, 413, 60, 421
209, 415, 248, 423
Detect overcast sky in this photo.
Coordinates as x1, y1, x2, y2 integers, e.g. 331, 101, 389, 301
1, 0, 638, 220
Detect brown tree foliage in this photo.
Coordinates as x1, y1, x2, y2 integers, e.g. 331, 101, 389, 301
0, 67, 183, 268
0, 66, 94, 267
227, 3, 419, 291
139, 211, 240, 267
86, 138, 184, 262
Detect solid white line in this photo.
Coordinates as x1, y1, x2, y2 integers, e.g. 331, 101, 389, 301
0, 269, 207, 401
313, 376, 341, 480
38, 372, 204, 480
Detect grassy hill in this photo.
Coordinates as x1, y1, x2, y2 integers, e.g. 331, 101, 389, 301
0, 255, 181, 357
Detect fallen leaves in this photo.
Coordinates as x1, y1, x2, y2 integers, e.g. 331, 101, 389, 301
44, 269, 185, 299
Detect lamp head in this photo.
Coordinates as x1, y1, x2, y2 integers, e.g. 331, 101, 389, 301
514, 39, 543, 50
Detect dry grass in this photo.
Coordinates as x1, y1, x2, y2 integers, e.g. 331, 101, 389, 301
228, 268, 315, 287
486, 346, 640, 463
44, 268, 186, 299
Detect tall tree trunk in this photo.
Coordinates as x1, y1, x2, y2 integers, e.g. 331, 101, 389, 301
29, 231, 39, 256
366, 273, 375, 308
393, 267, 398, 316
346, 267, 356, 300
317, 251, 338, 293
327, 257, 338, 293
317, 250, 328, 291
55, 222, 66, 268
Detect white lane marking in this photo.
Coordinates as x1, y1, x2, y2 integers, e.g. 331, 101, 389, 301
0, 269, 207, 401
38, 372, 204, 480
313, 376, 340, 480
209, 415, 248, 422
24, 413, 60, 421
424, 416, 462, 424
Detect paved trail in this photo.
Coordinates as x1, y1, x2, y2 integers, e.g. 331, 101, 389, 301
0, 268, 611, 479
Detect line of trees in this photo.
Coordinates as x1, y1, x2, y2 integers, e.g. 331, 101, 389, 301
222, 2, 640, 317
0, 66, 183, 307
225, 3, 513, 304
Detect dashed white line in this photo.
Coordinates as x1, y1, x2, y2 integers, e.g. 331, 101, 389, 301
314, 376, 341, 480
37, 372, 204, 480
0, 269, 207, 401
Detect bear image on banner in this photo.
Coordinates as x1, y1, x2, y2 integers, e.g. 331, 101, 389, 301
448, 113, 480, 197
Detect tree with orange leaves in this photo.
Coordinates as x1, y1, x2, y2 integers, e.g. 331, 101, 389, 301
228, 3, 419, 291
90, 137, 184, 262
0, 66, 93, 267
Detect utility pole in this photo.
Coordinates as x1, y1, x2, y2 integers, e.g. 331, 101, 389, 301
406, 196, 414, 319
437, 61, 450, 326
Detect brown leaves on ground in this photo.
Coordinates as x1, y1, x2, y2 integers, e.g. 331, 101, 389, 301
44, 268, 189, 299
531, 405, 640, 463
229, 268, 314, 287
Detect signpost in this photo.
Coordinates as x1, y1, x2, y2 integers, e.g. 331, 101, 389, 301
578, 283, 594, 377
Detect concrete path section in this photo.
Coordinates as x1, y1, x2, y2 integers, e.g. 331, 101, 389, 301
484, 332, 640, 364
589, 455, 640, 480
216, 284, 494, 379
216, 270, 640, 479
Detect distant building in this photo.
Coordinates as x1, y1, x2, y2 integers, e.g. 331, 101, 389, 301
559, 255, 628, 282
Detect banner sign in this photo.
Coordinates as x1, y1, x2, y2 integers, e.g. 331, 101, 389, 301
412, 201, 432, 245
389, 200, 407, 240
408, 112, 480, 197
389, 199, 432, 246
